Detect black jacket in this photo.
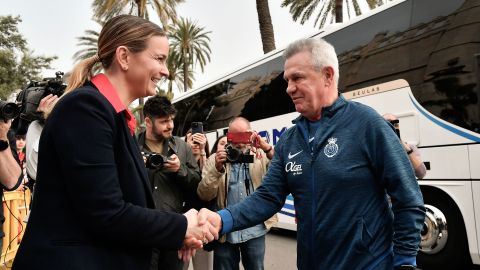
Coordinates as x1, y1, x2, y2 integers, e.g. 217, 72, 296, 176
13, 84, 187, 270
137, 132, 201, 213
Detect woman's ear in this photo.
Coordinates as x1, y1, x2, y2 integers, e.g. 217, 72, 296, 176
115, 46, 130, 71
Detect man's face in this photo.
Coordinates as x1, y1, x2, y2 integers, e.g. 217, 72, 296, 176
147, 115, 174, 141
227, 120, 250, 150
284, 51, 330, 121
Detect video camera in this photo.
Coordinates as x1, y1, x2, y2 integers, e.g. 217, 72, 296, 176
12, 71, 66, 135
225, 132, 254, 163
0, 100, 20, 120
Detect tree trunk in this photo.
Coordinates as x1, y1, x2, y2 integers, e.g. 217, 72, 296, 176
256, 0, 276, 54
183, 51, 188, 91
136, 0, 145, 126
335, 0, 343, 23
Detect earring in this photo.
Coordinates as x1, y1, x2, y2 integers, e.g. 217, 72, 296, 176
122, 66, 128, 71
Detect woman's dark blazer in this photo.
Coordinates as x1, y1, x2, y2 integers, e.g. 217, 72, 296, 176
12, 84, 187, 270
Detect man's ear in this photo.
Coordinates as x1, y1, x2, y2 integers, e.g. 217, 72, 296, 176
323, 66, 335, 87
145, 117, 152, 129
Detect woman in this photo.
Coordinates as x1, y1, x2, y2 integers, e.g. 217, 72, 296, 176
12, 15, 214, 270
184, 130, 213, 270
185, 130, 210, 171
210, 135, 227, 155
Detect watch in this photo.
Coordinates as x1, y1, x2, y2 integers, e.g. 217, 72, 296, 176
0, 140, 9, 151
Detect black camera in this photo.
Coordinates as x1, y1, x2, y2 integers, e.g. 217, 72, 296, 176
144, 153, 170, 169
0, 100, 20, 120
225, 144, 254, 163
12, 71, 66, 135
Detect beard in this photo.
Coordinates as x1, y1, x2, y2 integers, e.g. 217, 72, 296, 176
153, 130, 172, 142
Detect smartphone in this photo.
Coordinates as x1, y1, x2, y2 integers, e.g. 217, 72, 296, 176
227, 132, 253, 144
191, 122, 203, 134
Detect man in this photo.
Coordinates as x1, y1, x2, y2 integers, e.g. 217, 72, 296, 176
383, 113, 427, 179
199, 38, 425, 270
197, 117, 276, 270
0, 119, 23, 251
137, 95, 202, 270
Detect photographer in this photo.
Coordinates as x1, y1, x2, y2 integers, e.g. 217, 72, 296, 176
25, 94, 59, 187
137, 95, 201, 270
0, 118, 23, 251
383, 113, 426, 179
197, 117, 276, 270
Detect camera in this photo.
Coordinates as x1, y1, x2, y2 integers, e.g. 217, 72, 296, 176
227, 131, 252, 144
225, 144, 254, 163
12, 71, 66, 135
225, 132, 254, 163
144, 153, 170, 169
0, 100, 20, 120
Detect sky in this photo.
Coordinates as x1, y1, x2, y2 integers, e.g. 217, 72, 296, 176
1, 0, 380, 96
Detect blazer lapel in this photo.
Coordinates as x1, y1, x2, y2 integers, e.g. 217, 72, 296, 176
119, 115, 155, 206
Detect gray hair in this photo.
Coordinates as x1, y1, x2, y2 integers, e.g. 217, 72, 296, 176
284, 38, 339, 85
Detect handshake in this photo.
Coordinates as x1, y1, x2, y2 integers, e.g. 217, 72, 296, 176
179, 208, 222, 262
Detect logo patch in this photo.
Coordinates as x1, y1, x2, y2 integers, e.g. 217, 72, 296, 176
324, 137, 338, 158
288, 150, 303, 159
285, 161, 303, 176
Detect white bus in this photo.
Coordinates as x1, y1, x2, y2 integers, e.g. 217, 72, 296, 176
172, 0, 480, 268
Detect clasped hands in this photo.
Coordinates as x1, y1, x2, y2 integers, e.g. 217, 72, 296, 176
179, 208, 222, 262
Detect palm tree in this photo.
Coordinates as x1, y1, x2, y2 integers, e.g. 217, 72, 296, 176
169, 17, 211, 92
256, 0, 276, 53
73, 29, 102, 74
91, 0, 184, 123
91, 0, 183, 31
166, 49, 194, 93
281, 0, 384, 29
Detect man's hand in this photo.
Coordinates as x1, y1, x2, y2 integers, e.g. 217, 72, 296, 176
163, 154, 180, 173
0, 119, 12, 140
183, 208, 217, 246
215, 149, 227, 172
179, 208, 219, 262
198, 208, 222, 236
250, 131, 274, 158
37, 94, 59, 113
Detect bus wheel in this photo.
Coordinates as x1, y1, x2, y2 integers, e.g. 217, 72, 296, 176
417, 189, 471, 269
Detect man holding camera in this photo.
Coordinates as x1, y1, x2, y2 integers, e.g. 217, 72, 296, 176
0, 118, 23, 251
197, 117, 276, 270
137, 95, 201, 270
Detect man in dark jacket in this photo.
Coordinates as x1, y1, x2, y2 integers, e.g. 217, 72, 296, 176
138, 95, 201, 270
198, 38, 425, 270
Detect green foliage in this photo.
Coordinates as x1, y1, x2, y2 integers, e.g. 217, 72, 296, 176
281, 0, 386, 29
0, 15, 56, 100
169, 17, 211, 92
91, 0, 184, 31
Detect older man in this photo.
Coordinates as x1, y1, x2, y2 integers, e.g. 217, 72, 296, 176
199, 38, 425, 270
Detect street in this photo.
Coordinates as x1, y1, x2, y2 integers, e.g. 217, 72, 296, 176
191, 228, 480, 270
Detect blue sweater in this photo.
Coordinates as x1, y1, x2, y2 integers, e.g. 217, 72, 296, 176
220, 95, 425, 270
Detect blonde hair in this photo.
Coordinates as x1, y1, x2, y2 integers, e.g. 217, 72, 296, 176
66, 15, 166, 92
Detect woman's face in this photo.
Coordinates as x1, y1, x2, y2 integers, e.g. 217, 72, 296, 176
216, 137, 228, 151
186, 132, 201, 154
127, 35, 170, 98
16, 136, 25, 151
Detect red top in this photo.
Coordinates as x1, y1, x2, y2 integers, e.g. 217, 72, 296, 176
91, 74, 137, 135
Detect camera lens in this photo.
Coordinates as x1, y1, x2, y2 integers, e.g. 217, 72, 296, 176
225, 145, 241, 162
149, 154, 167, 168
0, 101, 20, 120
